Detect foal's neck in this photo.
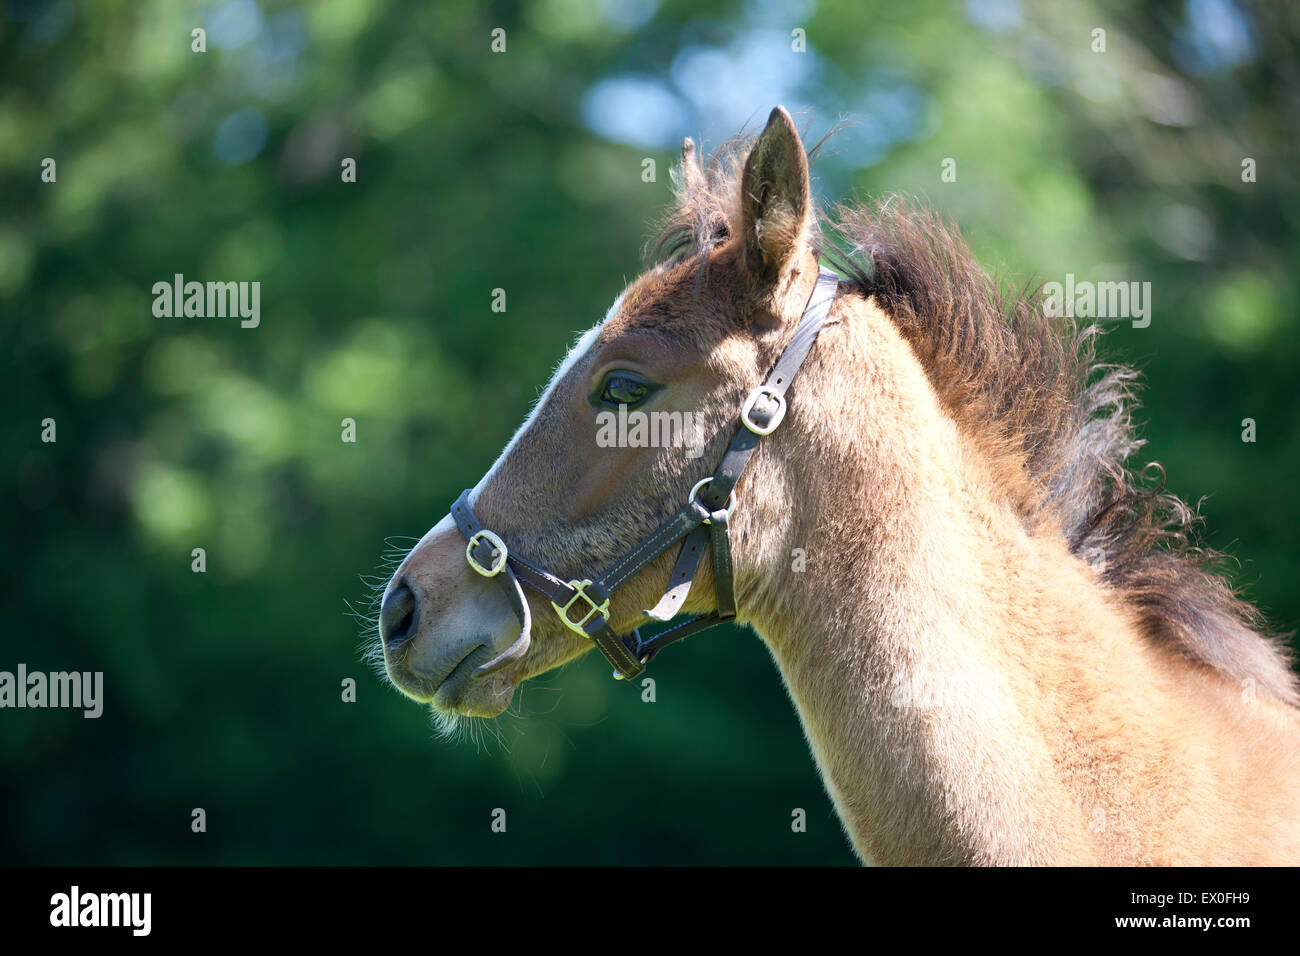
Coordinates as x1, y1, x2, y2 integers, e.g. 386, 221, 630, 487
742, 296, 1152, 864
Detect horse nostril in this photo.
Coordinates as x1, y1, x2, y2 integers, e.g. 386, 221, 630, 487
380, 580, 419, 650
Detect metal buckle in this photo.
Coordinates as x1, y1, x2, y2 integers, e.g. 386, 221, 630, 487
465, 529, 508, 577
689, 477, 736, 525
551, 579, 610, 635
740, 385, 786, 435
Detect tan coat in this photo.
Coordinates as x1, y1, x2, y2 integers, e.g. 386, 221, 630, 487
382, 107, 1300, 865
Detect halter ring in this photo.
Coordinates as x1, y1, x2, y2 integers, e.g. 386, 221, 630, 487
689, 477, 736, 525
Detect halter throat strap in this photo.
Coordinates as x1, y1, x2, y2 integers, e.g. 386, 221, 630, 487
451, 267, 839, 681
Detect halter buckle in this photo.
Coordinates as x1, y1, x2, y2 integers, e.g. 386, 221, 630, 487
740, 385, 786, 435
552, 579, 610, 635
465, 529, 508, 577
689, 477, 736, 525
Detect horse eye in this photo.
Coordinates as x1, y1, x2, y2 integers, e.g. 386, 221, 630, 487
599, 372, 652, 408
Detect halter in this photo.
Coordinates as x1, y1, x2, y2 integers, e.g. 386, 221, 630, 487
451, 267, 839, 681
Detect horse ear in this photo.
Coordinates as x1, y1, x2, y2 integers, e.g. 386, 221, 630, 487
740, 106, 812, 283
680, 136, 704, 194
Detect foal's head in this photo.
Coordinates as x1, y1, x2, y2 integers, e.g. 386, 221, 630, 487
377, 107, 825, 718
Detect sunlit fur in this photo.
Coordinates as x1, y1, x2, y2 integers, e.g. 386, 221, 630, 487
379, 107, 1300, 864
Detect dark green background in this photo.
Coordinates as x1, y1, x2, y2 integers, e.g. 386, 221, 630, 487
2, 0, 1296, 864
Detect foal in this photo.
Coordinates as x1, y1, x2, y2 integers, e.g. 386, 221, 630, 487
377, 106, 1300, 865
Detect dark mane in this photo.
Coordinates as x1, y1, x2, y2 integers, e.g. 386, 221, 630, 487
652, 135, 1298, 706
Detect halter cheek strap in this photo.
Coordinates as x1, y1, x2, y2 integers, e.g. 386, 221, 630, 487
450, 267, 839, 681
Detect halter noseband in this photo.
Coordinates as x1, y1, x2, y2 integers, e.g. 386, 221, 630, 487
450, 267, 839, 681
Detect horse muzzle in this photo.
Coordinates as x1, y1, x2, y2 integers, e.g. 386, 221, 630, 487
379, 514, 523, 715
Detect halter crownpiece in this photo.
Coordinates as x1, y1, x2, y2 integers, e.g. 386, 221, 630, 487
451, 267, 840, 681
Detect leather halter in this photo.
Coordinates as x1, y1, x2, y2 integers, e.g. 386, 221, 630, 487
451, 267, 839, 681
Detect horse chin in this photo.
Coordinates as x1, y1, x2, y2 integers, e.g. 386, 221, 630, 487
383, 641, 516, 717
430, 667, 514, 718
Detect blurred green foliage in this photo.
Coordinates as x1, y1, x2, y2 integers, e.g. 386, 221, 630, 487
2, 0, 1297, 864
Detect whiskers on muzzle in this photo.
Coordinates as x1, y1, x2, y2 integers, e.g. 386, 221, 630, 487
350, 538, 417, 681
